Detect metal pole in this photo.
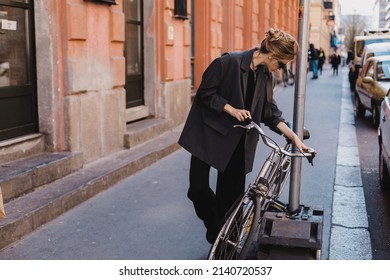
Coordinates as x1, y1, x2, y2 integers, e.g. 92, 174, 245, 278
288, 0, 310, 213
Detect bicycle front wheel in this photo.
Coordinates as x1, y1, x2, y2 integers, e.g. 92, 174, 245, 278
287, 76, 294, 86
282, 70, 288, 87
207, 189, 261, 260
287, 71, 294, 85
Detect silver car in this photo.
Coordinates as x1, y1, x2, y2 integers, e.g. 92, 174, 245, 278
379, 89, 390, 187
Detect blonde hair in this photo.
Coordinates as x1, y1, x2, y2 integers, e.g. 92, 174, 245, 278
260, 28, 299, 62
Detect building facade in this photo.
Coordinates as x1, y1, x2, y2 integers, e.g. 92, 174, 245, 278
0, 0, 299, 166
309, 0, 341, 60
381, 0, 389, 28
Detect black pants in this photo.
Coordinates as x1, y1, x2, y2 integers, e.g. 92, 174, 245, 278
187, 135, 246, 232
332, 66, 339, 76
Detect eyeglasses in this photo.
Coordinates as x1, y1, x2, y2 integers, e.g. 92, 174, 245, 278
278, 61, 287, 70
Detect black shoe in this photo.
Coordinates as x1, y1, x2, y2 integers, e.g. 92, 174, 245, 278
206, 228, 217, 244
206, 218, 225, 244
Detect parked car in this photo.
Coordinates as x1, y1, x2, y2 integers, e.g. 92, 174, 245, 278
348, 34, 390, 92
360, 42, 390, 70
355, 55, 390, 128
378, 89, 390, 187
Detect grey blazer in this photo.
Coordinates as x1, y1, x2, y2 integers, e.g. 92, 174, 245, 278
178, 49, 285, 173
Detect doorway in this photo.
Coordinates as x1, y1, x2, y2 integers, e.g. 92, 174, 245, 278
0, 0, 37, 141
124, 0, 145, 122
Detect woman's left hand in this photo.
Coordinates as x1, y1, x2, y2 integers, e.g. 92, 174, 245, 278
276, 122, 317, 154
293, 136, 309, 153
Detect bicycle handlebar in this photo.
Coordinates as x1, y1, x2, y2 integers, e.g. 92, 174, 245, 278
234, 121, 316, 164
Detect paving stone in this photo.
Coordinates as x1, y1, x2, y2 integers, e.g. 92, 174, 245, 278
329, 226, 372, 260
332, 185, 368, 228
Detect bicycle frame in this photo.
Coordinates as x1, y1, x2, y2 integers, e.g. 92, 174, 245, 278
235, 121, 315, 214
253, 142, 292, 214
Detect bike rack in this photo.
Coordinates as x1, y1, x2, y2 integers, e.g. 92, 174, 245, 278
258, 205, 324, 260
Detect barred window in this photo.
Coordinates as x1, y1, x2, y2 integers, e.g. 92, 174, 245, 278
174, 0, 188, 20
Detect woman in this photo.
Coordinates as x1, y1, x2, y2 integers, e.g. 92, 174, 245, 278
178, 28, 309, 244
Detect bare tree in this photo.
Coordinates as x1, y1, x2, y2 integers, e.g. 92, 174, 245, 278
342, 14, 369, 51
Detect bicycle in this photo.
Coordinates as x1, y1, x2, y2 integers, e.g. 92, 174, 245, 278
282, 65, 295, 87
207, 121, 316, 260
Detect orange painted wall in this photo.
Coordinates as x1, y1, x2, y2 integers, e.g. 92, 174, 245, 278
192, 0, 299, 90
54, 0, 126, 157
149, 0, 301, 120
155, 0, 191, 82
27, 0, 301, 165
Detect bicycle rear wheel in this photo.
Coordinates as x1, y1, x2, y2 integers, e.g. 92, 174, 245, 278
207, 189, 261, 260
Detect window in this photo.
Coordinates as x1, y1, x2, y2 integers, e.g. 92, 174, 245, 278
174, 0, 188, 20
377, 61, 390, 81
124, 0, 144, 109
323, 1, 333, 9
0, 0, 38, 140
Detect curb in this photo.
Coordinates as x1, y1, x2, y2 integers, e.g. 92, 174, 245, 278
329, 71, 372, 260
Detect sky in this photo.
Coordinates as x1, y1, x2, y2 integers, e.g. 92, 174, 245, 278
339, 0, 376, 16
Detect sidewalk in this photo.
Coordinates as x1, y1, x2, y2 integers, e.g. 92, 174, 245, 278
0, 65, 372, 260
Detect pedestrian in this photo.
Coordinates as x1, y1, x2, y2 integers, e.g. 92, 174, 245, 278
308, 43, 319, 79
318, 47, 326, 75
330, 49, 341, 76
178, 28, 310, 244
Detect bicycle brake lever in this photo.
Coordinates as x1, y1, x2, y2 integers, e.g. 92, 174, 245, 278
305, 148, 316, 166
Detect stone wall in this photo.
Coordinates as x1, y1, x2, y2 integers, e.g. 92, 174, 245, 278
34, 0, 126, 163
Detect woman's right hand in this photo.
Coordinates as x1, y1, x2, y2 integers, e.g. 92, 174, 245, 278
223, 104, 252, 122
